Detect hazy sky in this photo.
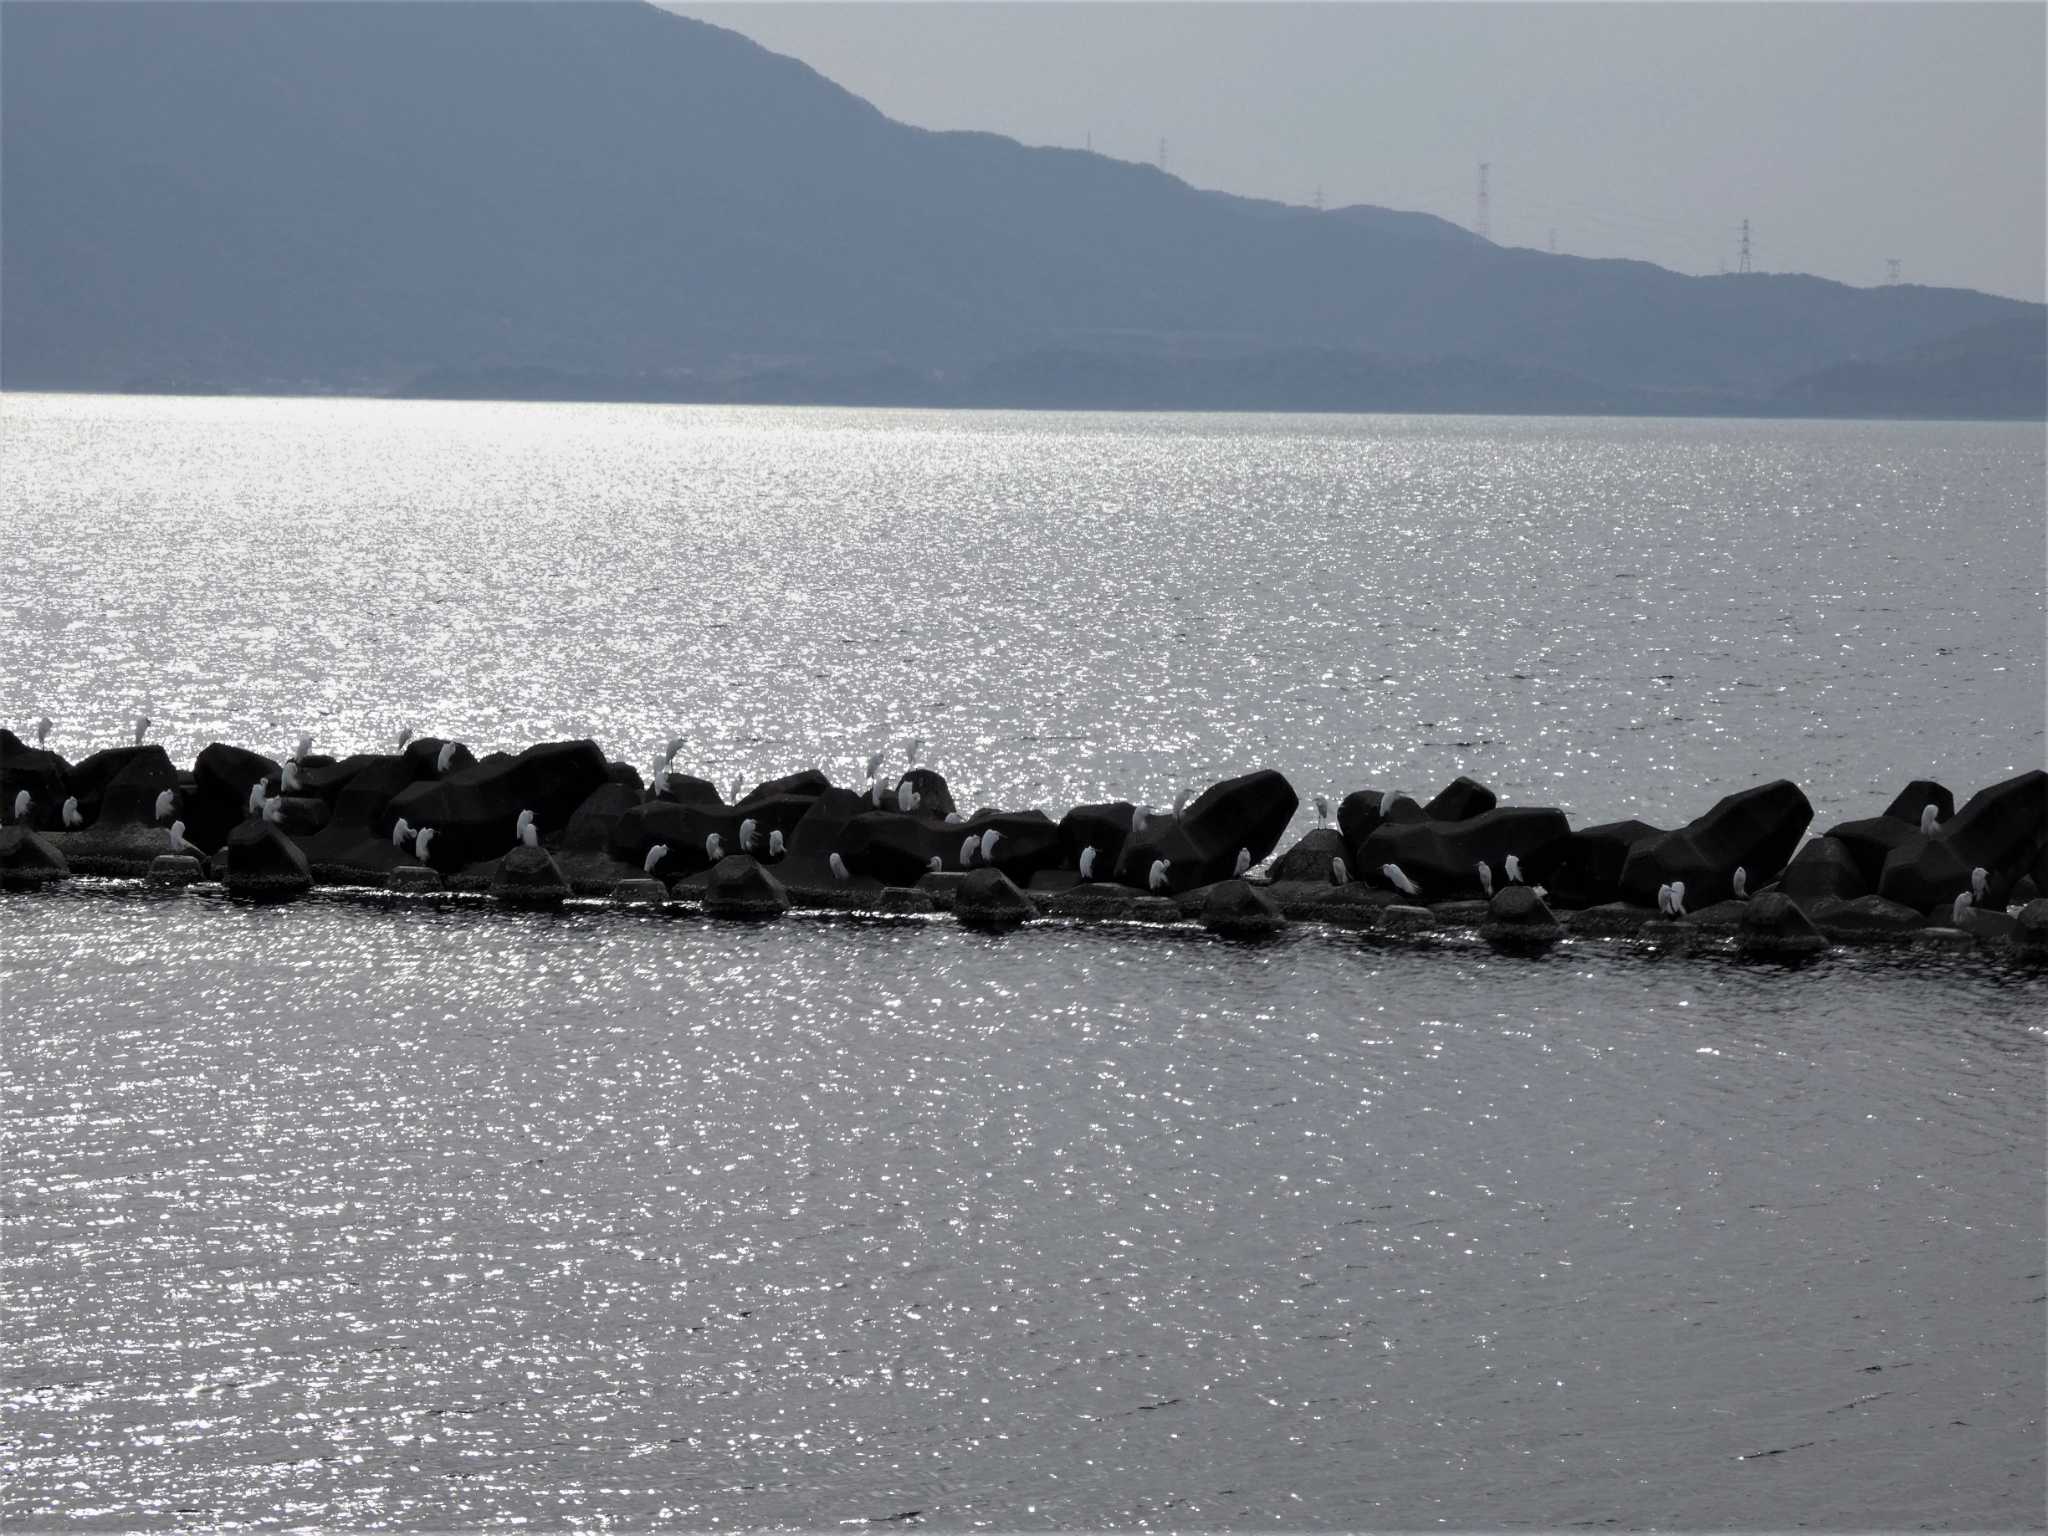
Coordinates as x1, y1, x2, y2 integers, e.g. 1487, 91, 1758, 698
676, 2, 2047, 302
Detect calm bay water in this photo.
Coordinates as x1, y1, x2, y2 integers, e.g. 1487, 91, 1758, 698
3, 394, 2044, 1528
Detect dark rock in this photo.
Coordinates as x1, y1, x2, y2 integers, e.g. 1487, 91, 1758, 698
1778, 836, 1866, 904
1952, 905, 2018, 942
886, 768, 956, 819
388, 739, 610, 869
1262, 828, 1350, 884
1378, 904, 1439, 934
1877, 769, 2048, 913
295, 754, 432, 880
1358, 805, 1574, 901
1026, 869, 1084, 894
876, 887, 938, 916
1618, 780, 1813, 908
656, 772, 724, 807
2008, 899, 2048, 959
1263, 880, 1397, 928
1044, 884, 1150, 921
1480, 885, 1564, 950
223, 819, 312, 902
953, 867, 1037, 928
189, 743, 283, 851
1546, 819, 1664, 908
1130, 896, 1184, 924
388, 864, 444, 895
2011, 874, 2042, 907
737, 767, 833, 808
1910, 926, 1976, 953
702, 854, 790, 918
265, 795, 328, 836
1058, 801, 1137, 877
606, 760, 646, 791
1429, 898, 1492, 925
913, 871, 970, 910
1200, 878, 1286, 938
951, 810, 1067, 885
1822, 816, 1924, 891
402, 738, 477, 779
842, 810, 955, 886
1881, 779, 1954, 826
1424, 776, 1497, 822
608, 876, 667, 905
771, 786, 877, 889
1115, 770, 1298, 893
607, 799, 735, 878
0, 825, 69, 889
66, 744, 180, 830
1735, 892, 1828, 959
1565, 902, 1656, 937
1336, 786, 1427, 860
0, 729, 70, 829
552, 782, 648, 894
145, 853, 205, 888
1806, 894, 1925, 942
490, 844, 572, 908
295, 752, 382, 806
1684, 899, 1751, 932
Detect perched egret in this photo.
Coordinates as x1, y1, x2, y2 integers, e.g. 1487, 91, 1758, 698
1920, 804, 1939, 835
1476, 861, 1494, 897
1504, 854, 1523, 885
1669, 880, 1687, 915
905, 737, 923, 766
980, 829, 1000, 863
738, 817, 758, 852
262, 798, 283, 824
1732, 866, 1748, 899
897, 782, 919, 814
515, 809, 535, 841
942, 811, 964, 825
1148, 858, 1171, 892
61, 796, 83, 829
281, 760, 302, 792
871, 782, 886, 807
1332, 856, 1350, 886
414, 827, 436, 861
35, 716, 52, 747
705, 832, 724, 862
132, 715, 150, 746
644, 844, 669, 874
155, 789, 176, 822
652, 762, 672, 795
664, 734, 687, 765
1172, 787, 1190, 818
1971, 866, 1989, 901
1952, 891, 1974, 925
767, 829, 785, 858
1078, 846, 1097, 880
927, 855, 943, 873
1234, 847, 1252, 877
960, 835, 979, 868
435, 742, 457, 773
168, 819, 186, 847
397, 724, 415, 750
1381, 789, 1403, 817
12, 790, 29, 822
520, 822, 540, 849
865, 750, 885, 784
1132, 807, 1150, 838
247, 781, 268, 815
1314, 794, 1330, 826
295, 732, 313, 762
729, 777, 745, 806
1382, 863, 1420, 897
390, 817, 413, 849
1657, 883, 1673, 916
829, 852, 850, 883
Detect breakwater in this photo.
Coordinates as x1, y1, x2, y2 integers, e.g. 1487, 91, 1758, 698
4, 727, 2044, 961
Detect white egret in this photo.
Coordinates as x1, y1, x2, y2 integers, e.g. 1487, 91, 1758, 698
1919, 804, 1939, 834
132, 715, 150, 746
767, 829, 785, 858
168, 819, 186, 847
1476, 861, 1494, 897
61, 796, 83, 829
1732, 866, 1748, 899
414, 827, 436, 861
247, 781, 268, 815
664, 734, 687, 765
897, 782, 919, 813
520, 822, 540, 848
435, 742, 457, 773
1234, 847, 1252, 877
829, 852, 850, 883
295, 732, 313, 762
1314, 794, 1330, 826
262, 797, 283, 824
1148, 858, 1171, 892
1380, 789, 1403, 817
927, 855, 942, 873
1172, 787, 1190, 818
644, 844, 669, 874
864, 750, 885, 784
1669, 880, 1687, 915
980, 828, 1000, 862
960, 835, 979, 868
390, 816, 413, 849
1504, 854, 1523, 885
1971, 866, 1989, 901
729, 776, 745, 805
155, 789, 176, 822
1382, 863, 1420, 897
515, 809, 535, 841
705, 832, 724, 862
1079, 846, 1097, 880
943, 811, 963, 825
1656, 883, 1673, 915
1332, 856, 1349, 886
11, 790, 29, 821
1132, 807, 1150, 838
281, 760, 302, 792
35, 716, 52, 747
738, 817, 758, 852
652, 761, 672, 795
1952, 891, 1974, 925
397, 724, 415, 750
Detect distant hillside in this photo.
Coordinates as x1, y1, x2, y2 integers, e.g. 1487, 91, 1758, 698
3, 1, 2042, 416
1772, 317, 2048, 418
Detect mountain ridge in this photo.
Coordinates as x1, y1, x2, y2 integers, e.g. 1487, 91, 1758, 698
3, 0, 2040, 416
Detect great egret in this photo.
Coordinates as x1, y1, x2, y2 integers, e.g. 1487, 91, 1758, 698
295, 732, 313, 762
414, 827, 436, 861
1172, 787, 1190, 818
281, 760, 302, 793
1382, 862, 1420, 897
705, 832, 723, 862
61, 796, 83, 829
1504, 854, 1523, 885
391, 816, 413, 849
11, 790, 29, 822
768, 829, 785, 858
897, 782, 919, 813
398, 724, 415, 750
1971, 866, 1988, 901
927, 855, 942, 873
644, 844, 669, 874
1314, 794, 1329, 825
738, 817, 758, 852
155, 789, 176, 822
1476, 861, 1494, 897
1381, 789, 1402, 817
980, 829, 1001, 863
247, 781, 268, 815
515, 809, 535, 842
1952, 891, 1973, 925
729, 776, 744, 805
1148, 858, 1171, 892
829, 852, 850, 883
652, 762, 672, 795
168, 819, 186, 847
1332, 856, 1349, 886
132, 715, 150, 746
435, 742, 457, 773
664, 734, 687, 765
1234, 847, 1251, 877
1079, 846, 1097, 880
35, 716, 52, 747
262, 797, 283, 824
1920, 804, 1939, 834
1657, 883, 1673, 915
520, 822, 540, 849
1732, 866, 1748, 899
959, 835, 979, 868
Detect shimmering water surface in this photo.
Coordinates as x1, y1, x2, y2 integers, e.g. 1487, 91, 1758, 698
3, 394, 2045, 1528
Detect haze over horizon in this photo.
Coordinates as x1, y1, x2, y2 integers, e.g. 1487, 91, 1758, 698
678, 1, 2048, 304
